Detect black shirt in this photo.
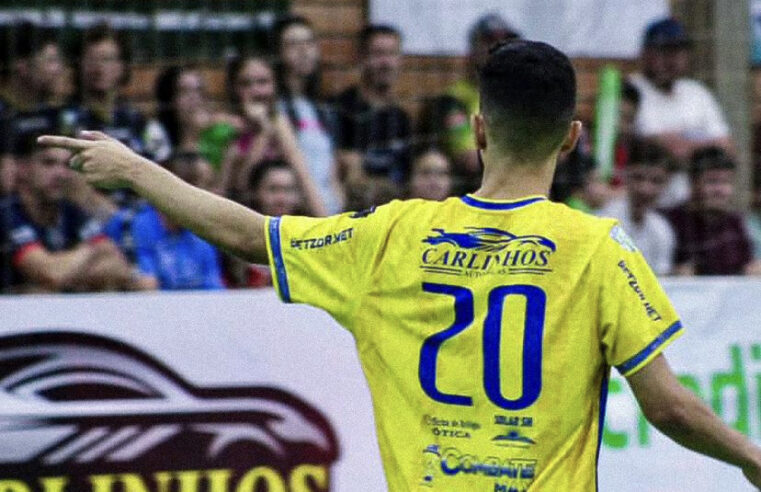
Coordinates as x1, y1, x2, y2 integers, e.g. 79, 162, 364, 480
334, 87, 412, 183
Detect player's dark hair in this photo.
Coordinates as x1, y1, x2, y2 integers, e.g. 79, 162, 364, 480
628, 140, 670, 168
478, 40, 576, 162
689, 146, 736, 179
358, 24, 401, 55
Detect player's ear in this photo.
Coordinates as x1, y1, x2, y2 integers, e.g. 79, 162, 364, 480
559, 120, 583, 154
473, 113, 487, 151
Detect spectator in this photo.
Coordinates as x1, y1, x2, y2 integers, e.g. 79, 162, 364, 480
154, 65, 240, 173
231, 160, 304, 288
66, 23, 169, 163
444, 13, 520, 182
663, 147, 754, 276
408, 148, 453, 201
0, 23, 67, 196
609, 80, 641, 188
629, 17, 734, 207
334, 24, 412, 202
274, 16, 343, 214
552, 135, 610, 214
0, 140, 151, 292
219, 55, 326, 215
745, 188, 761, 266
128, 152, 224, 290
598, 141, 675, 275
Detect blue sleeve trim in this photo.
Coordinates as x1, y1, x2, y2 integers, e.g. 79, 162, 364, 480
269, 217, 292, 303
616, 321, 682, 375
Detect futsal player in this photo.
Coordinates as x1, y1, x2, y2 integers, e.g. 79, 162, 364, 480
39, 40, 761, 491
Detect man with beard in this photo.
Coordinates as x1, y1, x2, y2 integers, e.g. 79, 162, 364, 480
0, 139, 154, 292
334, 24, 411, 207
628, 18, 734, 207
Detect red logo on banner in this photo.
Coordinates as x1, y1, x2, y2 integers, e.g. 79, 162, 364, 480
0, 332, 339, 491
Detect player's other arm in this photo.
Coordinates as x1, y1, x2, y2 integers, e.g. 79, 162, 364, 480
38, 133, 268, 264
627, 354, 761, 487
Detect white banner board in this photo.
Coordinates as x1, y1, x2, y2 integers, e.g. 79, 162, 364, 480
370, 0, 669, 58
0, 279, 759, 491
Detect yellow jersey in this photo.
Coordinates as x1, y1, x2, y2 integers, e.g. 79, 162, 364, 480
265, 195, 683, 491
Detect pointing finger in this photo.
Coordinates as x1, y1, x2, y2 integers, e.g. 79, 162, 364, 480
37, 135, 95, 151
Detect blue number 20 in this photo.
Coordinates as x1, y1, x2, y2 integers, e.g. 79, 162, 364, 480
419, 282, 547, 410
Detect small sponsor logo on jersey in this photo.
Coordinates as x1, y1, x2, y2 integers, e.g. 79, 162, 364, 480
610, 225, 638, 252
423, 414, 480, 440
618, 260, 663, 321
491, 430, 536, 448
419, 445, 537, 491
291, 227, 353, 250
420, 227, 556, 277
349, 207, 376, 219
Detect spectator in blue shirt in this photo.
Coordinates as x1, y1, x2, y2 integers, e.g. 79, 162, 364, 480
109, 151, 223, 290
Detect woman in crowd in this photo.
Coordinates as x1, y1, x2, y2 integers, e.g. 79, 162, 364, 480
219, 55, 326, 216
230, 160, 305, 288
407, 147, 453, 201
274, 15, 342, 214
154, 65, 241, 176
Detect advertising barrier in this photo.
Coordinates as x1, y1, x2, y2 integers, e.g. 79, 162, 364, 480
0, 279, 758, 491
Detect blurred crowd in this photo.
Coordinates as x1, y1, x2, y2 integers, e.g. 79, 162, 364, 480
0, 12, 758, 294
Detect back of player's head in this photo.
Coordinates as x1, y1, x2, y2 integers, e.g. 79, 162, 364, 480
478, 40, 576, 162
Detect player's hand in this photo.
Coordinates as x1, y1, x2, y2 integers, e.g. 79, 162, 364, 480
37, 131, 141, 190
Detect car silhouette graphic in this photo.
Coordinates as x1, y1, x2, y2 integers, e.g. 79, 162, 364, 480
0, 331, 338, 485
423, 227, 556, 252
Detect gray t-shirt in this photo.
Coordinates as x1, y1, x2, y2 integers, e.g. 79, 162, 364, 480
279, 97, 342, 214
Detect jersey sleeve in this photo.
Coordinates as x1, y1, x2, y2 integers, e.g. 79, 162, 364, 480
597, 223, 684, 377
265, 204, 396, 329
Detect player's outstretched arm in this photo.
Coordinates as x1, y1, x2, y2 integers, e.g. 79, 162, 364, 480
627, 354, 761, 488
38, 132, 268, 264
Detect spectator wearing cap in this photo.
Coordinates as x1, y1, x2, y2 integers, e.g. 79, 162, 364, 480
598, 141, 675, 275
444, 13, 520, 184
334, 24, 412, 207
663, 147, 756, 276
629, 17, 734, 207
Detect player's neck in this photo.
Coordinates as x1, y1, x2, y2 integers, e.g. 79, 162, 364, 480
473, 153, 555, 201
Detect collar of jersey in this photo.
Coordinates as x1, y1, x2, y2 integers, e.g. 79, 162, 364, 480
460, 194, 547, 211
